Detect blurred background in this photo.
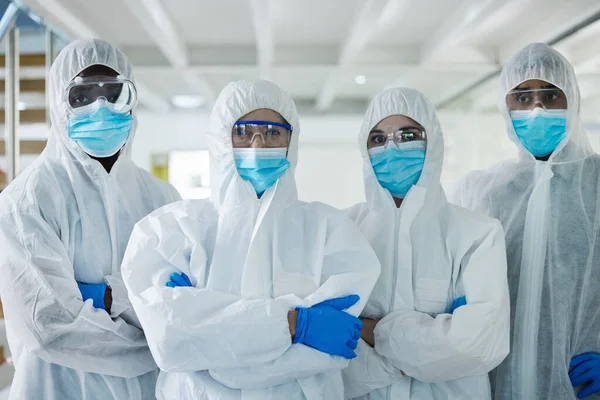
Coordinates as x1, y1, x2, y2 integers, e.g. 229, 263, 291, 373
3, 0, 600, 209
2, 0, 600, 394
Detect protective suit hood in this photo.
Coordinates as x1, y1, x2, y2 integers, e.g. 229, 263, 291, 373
121, 80, 381, 398
498, 43, 593, 163
207, 79, 300, 208
359, 87, 445, 210
452, 43, 600, 400
343, 88, 510, 398
0, 39, 181, 400
47, 38, 138, 165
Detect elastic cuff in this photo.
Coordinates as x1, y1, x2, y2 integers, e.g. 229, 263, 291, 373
93, 283, 108, 310
293, 307, 308, 344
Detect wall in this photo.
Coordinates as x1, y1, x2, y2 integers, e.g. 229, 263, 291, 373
5, 110, 600, 209
133, 111, 369, 208
133, 110, 517, 208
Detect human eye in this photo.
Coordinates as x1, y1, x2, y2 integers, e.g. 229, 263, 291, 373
71, 95, 87, 105
369, 133, 386, 146
234, 125, 246, 137
267, 127, 282, 137
517, 94, 531, 104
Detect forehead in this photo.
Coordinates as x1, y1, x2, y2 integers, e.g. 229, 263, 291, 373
77, 64, 119, 79
513, 79, 557, 90
373, 114, 421, 130
237, 108, 284, 123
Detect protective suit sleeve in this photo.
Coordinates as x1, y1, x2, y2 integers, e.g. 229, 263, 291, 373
122, 205, 295, 373
123, 207, 380, 382
208, 345, 348, 390
373, 219, 510, 383
104, 274, 142, 329
0, 212, 157, 378
207, 214, 381, 389
448, 171, 488, 211
342, 340, 406, 398
103, 177, 180, 329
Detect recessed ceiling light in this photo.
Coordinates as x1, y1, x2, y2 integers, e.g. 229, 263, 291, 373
171, 94, 206, 109
355, 75, 366, 85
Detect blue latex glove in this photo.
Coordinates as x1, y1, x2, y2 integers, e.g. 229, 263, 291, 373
450, 296, 467, 313
77, 282, 108, 311
166, 272, 193, 288
570, 353, 600, 398
293, 294, 362, 359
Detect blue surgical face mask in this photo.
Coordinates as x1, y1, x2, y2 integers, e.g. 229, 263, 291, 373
510, 108, 567, 158
369, 141, 426, 199
67, 105, 134, 158
233, 147, 290, 196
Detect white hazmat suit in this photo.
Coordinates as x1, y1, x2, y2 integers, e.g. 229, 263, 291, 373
0, 39, 180, 400
343, 87, 510, 399
121, 79, 381, 400
452, 43, 600, 400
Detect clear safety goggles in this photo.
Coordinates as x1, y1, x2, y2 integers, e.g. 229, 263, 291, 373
232, 120, 293, 148
367, 125, 426, 150
65, 75, 137, 116
506, 87, 567, 111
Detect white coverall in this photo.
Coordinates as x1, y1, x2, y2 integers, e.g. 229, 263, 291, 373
121, 79, 381, 400
0, 39, 180, 400
452, 43, 600, 400
343, 87, 510, 400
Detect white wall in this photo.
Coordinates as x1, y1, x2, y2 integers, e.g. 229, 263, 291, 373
133, 111, 369, 208
133, 111, 209, 170
6, 109, 600, 209
133, 110, 518, 208
295, 144, 365, 209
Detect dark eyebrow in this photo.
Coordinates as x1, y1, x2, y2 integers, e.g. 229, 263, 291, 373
369, 129, 385, 134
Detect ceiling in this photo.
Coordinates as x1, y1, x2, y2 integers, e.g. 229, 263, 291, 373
6, 0, 600, 115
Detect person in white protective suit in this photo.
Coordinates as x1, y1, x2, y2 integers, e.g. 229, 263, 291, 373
121, 79, 381, 400
451, 43, 600, 400
0, 39, 180, 400
342, 87, 511, 400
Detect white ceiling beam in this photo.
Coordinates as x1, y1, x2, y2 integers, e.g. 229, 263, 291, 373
420, 0, 525, 64
249, 0, 274, 80
497, 0, 600, 63
315, 0, 407, 111
19, 0, 170, 112
433, 71, 498, 109
128, 42, 497, 72
125, 43, 421, 67
134, 62, 499, 78
20, 0, 96, 39
562, 22, 600, 71
434, 1, 600, 110
127, 0, 188, 68
124, 0, 216, 104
